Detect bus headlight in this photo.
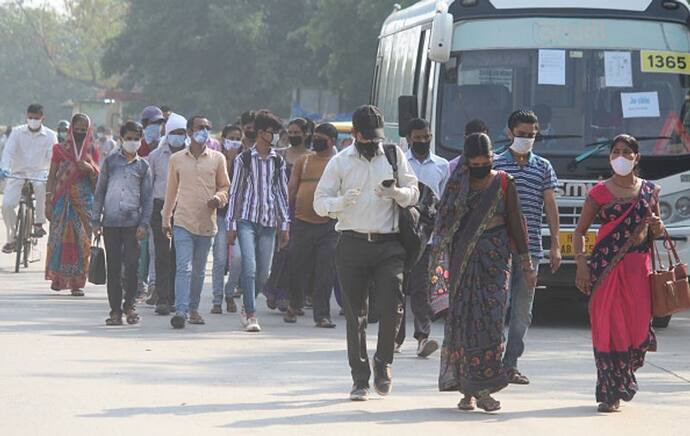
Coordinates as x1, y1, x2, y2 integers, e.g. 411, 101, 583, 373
676, 197, 690, 217
660, 189, 690, 225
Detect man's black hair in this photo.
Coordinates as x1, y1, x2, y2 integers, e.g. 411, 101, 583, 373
465, 119, 488, 136
160, 105, 171, 113
222, 124, 242, 138
187, 115, 207, 131
407, 118, 430, 134
315, 123, 338, 141
240, 110, 256, 126
254, 110, 282, 132
508, 110, 539, 130
120, 120, 143, 138
27, 104, 43, 115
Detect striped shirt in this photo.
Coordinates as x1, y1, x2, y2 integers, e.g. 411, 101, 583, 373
226, 147, 290, 231
494, 150, 558, 258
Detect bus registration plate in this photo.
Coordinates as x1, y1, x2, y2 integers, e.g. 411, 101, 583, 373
641, 50, 690, 75
559, 231, 597, 258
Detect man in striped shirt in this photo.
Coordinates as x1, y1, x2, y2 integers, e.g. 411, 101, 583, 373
494, 109, 561, 385
227, 110, 290, 332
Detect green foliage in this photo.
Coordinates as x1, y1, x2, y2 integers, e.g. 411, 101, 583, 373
103, 0, 408, 125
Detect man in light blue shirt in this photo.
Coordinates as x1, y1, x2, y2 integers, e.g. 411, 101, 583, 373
396, 118, 449, 358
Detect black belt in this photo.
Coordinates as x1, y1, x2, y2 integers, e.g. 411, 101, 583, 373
341, 230, 399, 243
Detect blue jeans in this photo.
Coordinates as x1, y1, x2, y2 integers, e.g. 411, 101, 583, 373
503, 255, 540, 370
212, 221, 242, 305
173, 226, 213, 315
237, 220, 276, 315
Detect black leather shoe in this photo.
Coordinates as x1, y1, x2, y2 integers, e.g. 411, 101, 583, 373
349, 384, 369, 401
373, 359, 392, 396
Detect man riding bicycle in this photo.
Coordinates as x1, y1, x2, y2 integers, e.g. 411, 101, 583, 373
0, 104, 57, 254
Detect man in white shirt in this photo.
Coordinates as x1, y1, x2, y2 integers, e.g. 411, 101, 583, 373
0, 104, 56, 253
395, 118, 449, 358
314, 105, 419, 401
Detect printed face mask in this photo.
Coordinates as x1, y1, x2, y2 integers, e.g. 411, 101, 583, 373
192, 129, 210, 145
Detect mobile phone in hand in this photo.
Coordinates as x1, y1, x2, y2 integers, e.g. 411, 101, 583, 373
381, 179, 395, 188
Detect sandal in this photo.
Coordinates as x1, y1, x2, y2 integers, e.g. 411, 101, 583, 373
71, 289, 85, 297
105, 311, 123, 326
315, 318, 336, 328
226, 297, 237, 313
189, 311, 205, 325
475, 391, 501, 412
597, 400, 620, 413
458, 395, 476, 411
266, 297, 277, 310
125, 308, 140, 325
284, 308, 298, 324
507, 369, 530, 385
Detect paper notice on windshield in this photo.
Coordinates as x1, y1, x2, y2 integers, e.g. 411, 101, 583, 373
621, 92, 660, 119
604, 52, 632, 87
538, 49, 566, 86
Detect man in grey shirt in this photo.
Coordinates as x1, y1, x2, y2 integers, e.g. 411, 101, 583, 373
147, 113, 188, 315
93, 120, 153, 326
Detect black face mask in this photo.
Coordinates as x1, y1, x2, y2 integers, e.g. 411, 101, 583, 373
73, 132, 87, 145
312, 138, 330, 152
288, 136, 302, 147
469, 165, 492, 180
355, 141, 378, 159
244, 130, 257, 140
411, 141, 431, 156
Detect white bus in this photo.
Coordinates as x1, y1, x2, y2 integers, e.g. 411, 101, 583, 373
373, 0, 690, 324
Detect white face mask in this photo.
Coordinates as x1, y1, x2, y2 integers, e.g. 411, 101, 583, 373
224, 139, 241, 151
27, 118, 42, 130
510, 137, 535, 154
610, 156, 635, 176
122, 140, 141, 154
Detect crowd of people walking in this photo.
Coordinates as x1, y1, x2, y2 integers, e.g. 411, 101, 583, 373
0, 102, 665, 414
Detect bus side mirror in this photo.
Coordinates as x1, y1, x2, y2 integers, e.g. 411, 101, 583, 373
398, 95, 419, 137
428, 2, 453, 63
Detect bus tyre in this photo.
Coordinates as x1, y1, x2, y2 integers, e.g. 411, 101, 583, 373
652, 315, 672, 329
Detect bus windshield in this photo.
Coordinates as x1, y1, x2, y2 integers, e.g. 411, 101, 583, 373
438, 18, 690, 158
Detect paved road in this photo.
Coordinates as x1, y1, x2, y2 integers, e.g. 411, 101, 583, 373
0, 234, 689, 435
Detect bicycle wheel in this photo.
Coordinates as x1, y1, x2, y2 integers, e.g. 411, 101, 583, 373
14, 202, 25, 273
23, 204, 34, 268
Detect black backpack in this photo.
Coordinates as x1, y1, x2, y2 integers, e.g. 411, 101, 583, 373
382, 144, 434, 272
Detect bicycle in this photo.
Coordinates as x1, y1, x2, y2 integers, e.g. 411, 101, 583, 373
7, 176, 45, 273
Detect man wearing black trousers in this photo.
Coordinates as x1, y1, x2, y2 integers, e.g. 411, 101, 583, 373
314, 105, 419, 401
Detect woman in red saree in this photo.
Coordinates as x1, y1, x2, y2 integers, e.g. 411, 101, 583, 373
45, 114, 100, 295
574, 134, 664, 413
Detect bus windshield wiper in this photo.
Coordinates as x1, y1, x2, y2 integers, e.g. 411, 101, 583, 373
567, 136, 671, 170
494, 134, 583, 154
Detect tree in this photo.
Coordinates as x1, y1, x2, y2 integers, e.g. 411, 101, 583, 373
304, 0, 416, 109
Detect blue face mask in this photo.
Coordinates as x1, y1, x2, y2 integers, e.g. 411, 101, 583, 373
167, 134, 186, 149
144, 124, 161, 144
192, 128, 210, 145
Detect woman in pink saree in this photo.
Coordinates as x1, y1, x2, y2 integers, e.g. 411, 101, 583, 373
574, 134, 665, 413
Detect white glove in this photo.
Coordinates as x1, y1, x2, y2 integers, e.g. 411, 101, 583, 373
331, 189, 361, 212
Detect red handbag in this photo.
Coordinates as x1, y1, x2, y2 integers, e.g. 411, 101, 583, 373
650, 230, 690, 317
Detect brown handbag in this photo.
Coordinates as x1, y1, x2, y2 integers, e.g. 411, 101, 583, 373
650, 230, 690, 317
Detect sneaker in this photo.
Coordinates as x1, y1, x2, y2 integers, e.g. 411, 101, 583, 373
245, 316, 261, 332
33, 225, 46, 238
225, 297, 237, 313
239, 308, 249, 328
2, 241, 16, 254
349, 384, 370, 401
171, 312, 186, 329
155, 303, 171, 316
416, 338, 439, 358
373, 358, 392, 396
210, 304, 222, 314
